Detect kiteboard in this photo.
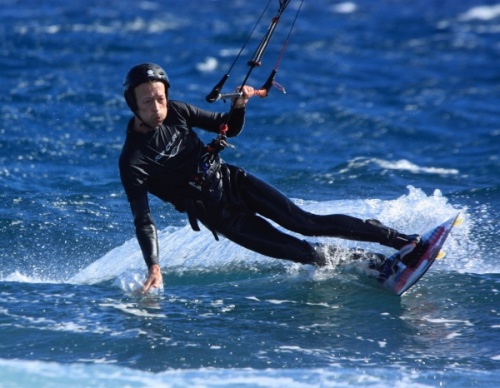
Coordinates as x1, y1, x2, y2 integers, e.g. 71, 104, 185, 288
377, 214, 460, 296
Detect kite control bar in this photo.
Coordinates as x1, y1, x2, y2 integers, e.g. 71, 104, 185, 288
209, 69, 282, 102
215, 88, 269, 102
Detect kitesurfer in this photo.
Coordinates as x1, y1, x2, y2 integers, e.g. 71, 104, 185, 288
119, 63, 425, 292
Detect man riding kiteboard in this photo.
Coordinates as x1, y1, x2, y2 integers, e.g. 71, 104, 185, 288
118, 63, 425, 292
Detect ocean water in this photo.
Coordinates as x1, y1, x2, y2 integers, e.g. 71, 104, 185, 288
1, 0, 499, 386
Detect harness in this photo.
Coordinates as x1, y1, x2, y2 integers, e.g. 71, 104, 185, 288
184, 124, 230, 241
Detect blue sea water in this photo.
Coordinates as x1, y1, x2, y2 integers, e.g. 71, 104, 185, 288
1, 0, 499, 386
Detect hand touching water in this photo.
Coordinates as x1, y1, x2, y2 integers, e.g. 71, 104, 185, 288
142, 264, 163, 293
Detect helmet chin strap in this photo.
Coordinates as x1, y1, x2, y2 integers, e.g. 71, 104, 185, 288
134, 112, 157, 131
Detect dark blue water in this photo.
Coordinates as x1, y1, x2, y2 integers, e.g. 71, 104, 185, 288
1, 0, 499, 386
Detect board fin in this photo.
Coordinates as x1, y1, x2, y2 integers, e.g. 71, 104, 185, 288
453, 216, 463, 227
436, 250, 446, 260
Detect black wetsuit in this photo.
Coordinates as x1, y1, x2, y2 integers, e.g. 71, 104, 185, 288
119, 100, 410, 269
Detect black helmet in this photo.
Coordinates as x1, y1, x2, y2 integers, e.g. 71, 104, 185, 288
123, 63, 170, 112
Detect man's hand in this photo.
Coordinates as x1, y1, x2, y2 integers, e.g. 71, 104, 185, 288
142, 264, 163, 293
232, 85, 255, 108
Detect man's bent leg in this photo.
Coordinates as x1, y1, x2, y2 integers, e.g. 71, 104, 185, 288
240, 172, 416, 249
215, 212, 322, 265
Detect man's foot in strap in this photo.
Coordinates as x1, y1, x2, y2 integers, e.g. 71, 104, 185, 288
398, 235, 428, 268
376, 235, 425, 282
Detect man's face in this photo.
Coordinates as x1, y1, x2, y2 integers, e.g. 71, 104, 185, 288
134, 81, 168, 128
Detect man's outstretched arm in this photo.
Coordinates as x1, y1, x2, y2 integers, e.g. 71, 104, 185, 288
130, 195, 163, 292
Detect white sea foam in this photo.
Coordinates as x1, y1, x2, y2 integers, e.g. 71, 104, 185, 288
374, 159, 459, 175
0, 358, 443, 388
331, 3, 358, 14
9, 184, 494, 287
99, 302, 167, 318
196, 57, 218, 72
65, 185, 492, 287
460, 5, 500, 21
339, 157, 459, 176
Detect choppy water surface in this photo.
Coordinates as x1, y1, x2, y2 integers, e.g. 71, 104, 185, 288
1, 0, 499, 386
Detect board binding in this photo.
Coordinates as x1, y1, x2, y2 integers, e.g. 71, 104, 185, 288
378, 214, 460, 296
